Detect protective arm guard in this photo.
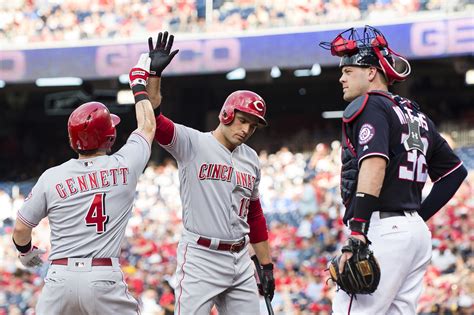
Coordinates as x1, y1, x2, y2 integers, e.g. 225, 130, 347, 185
340, 94, 368, 206
341, 146, 359, 205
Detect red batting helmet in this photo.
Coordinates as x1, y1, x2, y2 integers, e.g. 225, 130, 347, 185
219, 90, 267, 127
68, 102, 120, 152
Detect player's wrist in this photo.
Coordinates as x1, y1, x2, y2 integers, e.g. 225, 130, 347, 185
349, 218, 370, 238
261, 263, 273, 270
349, 233, 368, 244
149, 68, 163, 77
132, 85, 149, 103
13, 238, 32, 254
350, 230, 364, 236
353, 192, 379, 221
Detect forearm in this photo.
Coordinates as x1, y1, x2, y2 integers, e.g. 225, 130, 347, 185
251, 240, 272, 265
13, 220, 33, 246
146, 77, 162, 109
135, 99, 156, 141
130, 53, 157, 142
351, 156, 386, 224
357, 157, 386, 196
420, 165, 467, 221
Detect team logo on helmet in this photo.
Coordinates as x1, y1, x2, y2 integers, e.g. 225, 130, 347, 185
252, 100, 264, 112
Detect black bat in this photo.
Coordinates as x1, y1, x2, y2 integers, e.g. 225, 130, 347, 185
251, 255, 275, 315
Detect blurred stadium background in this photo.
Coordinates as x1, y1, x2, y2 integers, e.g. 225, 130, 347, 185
1, 0, 473, 314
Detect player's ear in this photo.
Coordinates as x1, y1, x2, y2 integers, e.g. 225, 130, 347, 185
367, 67, 378, 82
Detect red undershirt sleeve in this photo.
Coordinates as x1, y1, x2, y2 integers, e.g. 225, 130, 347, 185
247, 199, 269, 243
154, 114, 175, 145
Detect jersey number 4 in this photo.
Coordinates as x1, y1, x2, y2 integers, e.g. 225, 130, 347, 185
85, 193, 109, 234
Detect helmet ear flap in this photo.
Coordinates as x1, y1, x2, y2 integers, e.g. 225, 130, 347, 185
373, 46, 411, 85
219, 106, 235, 125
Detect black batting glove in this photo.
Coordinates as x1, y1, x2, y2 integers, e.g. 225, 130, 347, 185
148, 31, 179, 77
258, 263, 275, 301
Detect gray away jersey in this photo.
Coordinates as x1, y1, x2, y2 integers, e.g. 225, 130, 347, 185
160, 123, 261, 240
18, 132, 151, 260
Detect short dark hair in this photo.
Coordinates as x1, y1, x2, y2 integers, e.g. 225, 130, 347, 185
75, 148, 100, 156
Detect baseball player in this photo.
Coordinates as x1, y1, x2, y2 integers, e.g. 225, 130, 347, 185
11, 52, 163, 315
146, 31, 275, 315
320, 26, 467, 314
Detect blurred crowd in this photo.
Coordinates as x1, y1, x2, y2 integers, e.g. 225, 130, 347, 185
1, 141, 473, 315
1, 0, 471, 45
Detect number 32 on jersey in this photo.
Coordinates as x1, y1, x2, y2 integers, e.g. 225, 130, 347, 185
399, 137, 428, 183
85, 193, 109, 234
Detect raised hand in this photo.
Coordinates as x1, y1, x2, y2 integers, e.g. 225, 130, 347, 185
129, 53, 151, 89
18, 246, 46, 268
129, 53, 151, 103
148, 31, 179, 77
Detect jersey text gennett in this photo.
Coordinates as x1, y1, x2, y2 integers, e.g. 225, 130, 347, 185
55, 167, 130, 199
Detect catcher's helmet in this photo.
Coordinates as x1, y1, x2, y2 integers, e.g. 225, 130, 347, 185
219, 90, 267, 127
68, 102, 120, 152
320, 26, 411, 85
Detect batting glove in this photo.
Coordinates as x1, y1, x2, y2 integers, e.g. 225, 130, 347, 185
129, 53, 151, 102
148, 31, 179, 77
129, 53, 151, 88
19, 246, 46, 268
257, 263, 275, 301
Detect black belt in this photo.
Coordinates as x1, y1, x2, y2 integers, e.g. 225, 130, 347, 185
379, 210, 416, 219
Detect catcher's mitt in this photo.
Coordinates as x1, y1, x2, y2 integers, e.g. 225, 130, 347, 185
329, 237, 380, 295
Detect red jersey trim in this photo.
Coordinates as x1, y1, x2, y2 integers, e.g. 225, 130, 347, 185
358, 152, 389, 168
432, 161, 464, 184
17, 212, 37, 228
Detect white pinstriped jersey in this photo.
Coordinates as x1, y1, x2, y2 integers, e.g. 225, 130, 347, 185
160, 123, 261, 240
18, 132, 151, 260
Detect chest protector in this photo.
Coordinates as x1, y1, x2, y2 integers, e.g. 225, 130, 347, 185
340, 91, 421, 206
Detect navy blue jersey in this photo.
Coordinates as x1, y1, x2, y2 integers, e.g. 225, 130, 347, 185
342, 92, 463, 222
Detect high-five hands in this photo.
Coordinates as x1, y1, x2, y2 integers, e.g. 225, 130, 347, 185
148, 31, 179, 77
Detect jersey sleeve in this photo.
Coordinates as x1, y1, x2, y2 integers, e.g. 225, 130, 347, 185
427, 129, 463, 183
251, 161, 261, 201
114, 131, 152, 180
159, 123, 198, 165
350, 98, 391, 166
17, 174, 48, 228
